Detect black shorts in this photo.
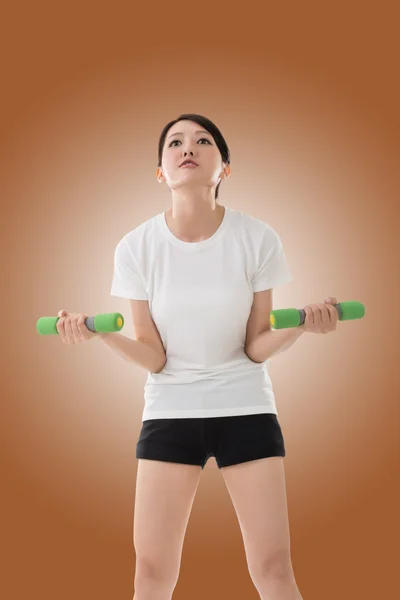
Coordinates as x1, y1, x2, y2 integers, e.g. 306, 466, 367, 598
136, 413, 285, 470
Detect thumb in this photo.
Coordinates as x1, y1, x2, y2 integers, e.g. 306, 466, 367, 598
58, 309, 66, 317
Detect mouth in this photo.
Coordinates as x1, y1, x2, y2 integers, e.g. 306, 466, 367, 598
179, 160, 199, 167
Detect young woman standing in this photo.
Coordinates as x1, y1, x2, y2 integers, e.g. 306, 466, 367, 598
58, 113, 337, 600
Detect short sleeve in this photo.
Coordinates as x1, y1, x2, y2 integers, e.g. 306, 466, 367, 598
110, 237, 148, 300
251, 228, 293, 292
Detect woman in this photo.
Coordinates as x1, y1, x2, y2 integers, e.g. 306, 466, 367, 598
58, 113, 337, 600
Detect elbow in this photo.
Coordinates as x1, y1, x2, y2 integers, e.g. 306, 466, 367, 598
245, 344, 269, 364
244, 346, 253, 362
245, 345, 260, 363
151, 354, 167, 374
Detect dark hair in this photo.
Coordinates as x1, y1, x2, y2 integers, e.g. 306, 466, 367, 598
157, 113, 230, 200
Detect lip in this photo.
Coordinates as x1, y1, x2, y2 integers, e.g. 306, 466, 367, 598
179, 160, 199, 167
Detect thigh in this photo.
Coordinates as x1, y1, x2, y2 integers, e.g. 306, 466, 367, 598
221, 456, 291, 579
134, 457, 202, 581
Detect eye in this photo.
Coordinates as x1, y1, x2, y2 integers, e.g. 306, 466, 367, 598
168, 138, 211, 147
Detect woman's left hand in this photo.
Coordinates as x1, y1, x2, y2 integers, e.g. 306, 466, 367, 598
299, 297, 339, 334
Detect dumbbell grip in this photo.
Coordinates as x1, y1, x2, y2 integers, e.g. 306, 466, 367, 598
270, 301, 365, 329
36, 312, 124, 335
297, 303, 342, 325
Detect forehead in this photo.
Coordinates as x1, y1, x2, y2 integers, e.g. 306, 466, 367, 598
167, 120, 210, 138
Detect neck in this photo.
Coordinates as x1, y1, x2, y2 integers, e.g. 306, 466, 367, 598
165, 200, 225, 243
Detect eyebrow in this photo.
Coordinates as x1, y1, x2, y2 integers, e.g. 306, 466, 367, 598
167, 130, 212, 140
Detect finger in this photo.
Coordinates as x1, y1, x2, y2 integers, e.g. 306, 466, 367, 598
325, 304, 338, 328
76, 314, 89, 339
57, 310, 70, 342
303, 306, 313, 329
64, 314, 76, 343
71, 313, 82, 342
310, 304, 322, 331
325, 297, 337, 305
56, 316, 66, 339
317, 303, 331, 332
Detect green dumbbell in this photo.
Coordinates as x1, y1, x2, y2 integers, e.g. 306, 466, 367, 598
270, 301, 365, 329
36, 312, 124, 335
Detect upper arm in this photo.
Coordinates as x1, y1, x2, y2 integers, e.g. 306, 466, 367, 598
244, 288, 273, 352
129, 299, 166, 359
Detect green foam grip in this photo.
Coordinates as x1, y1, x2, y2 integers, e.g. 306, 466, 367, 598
270, 301, 365, 329
36, 312, 124, 335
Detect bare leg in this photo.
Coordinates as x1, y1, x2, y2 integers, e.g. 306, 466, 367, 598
132, 458, 202, 600
133, 575, 175, 600
221, 457, 304, 600
255, 568, 304, 600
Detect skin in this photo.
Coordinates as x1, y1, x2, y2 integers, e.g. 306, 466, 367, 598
56, 125, 337, 600
155, 119, 231, 242
56, 120, 233, 343
300, 296, 339, 333
56, 119, 337, 341
55, 299, 339, 344
56, 310, 97, 344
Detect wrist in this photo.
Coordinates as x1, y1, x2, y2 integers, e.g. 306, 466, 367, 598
98, 332, 111, 339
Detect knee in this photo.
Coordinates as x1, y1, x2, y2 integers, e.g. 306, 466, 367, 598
249, 548, 294, 583
135, 557, 179, 589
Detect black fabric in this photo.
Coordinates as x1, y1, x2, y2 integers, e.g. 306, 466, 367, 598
136, 413, 285, 469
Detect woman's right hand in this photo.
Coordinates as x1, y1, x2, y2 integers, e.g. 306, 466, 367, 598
56, 309, 98, 344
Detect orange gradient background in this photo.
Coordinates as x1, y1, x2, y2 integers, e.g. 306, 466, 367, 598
2, 2, 399, 599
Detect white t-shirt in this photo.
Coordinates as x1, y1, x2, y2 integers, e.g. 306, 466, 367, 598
110, 205, 293, 422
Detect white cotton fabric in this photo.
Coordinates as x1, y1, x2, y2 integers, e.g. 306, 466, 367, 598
110, 205, 293, 422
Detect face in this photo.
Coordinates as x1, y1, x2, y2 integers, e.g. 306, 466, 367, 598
156, 120, 230, 192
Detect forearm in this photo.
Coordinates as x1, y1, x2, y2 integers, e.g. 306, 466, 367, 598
245, 327, 305, 363
97, 332, 166, 373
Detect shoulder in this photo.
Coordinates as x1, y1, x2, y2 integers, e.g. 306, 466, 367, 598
231, 208, 282, 245
116, 212, 160, 250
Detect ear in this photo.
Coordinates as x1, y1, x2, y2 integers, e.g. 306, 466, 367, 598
222, 164, 231, 179
156, 167, 164, 182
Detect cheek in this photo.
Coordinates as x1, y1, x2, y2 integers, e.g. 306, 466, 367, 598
160, 158, 175, 177
163, 151, 179, 168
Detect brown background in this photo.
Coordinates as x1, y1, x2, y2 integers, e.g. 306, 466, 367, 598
1, 1, 399, 599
